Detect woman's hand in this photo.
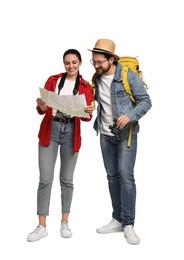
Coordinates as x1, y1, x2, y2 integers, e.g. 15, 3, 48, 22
36, 98, 47, 112
84, 105, 94, 114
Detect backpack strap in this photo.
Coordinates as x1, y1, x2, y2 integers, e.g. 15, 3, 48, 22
122, 66, 136, 148
122, 66, 136, 103
91, 83, 96, 110
127, 124, 133, 148
91, 73, 98, 110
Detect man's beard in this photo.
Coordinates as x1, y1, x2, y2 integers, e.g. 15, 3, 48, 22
96, 64, 111, 75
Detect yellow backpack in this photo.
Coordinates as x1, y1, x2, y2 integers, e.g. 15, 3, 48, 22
119, 56, 148, 103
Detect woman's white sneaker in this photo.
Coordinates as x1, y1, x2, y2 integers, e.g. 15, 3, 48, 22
96, 219, 124, 234
124, 225, 140, 245
27, 225, 48, 242
60, 222, 72, 238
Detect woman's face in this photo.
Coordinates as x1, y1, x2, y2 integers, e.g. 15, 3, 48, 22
63, 54, 82, 78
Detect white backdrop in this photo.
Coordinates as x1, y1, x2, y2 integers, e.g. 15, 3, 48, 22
0, 0, 183, 259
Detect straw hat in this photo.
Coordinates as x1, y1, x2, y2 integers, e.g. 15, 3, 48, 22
88, 39, 119, 60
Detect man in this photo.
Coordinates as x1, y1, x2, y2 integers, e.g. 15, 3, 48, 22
88, 39, 152, 245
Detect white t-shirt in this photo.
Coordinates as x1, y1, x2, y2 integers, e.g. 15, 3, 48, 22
99, 74, 114, 135
53, 78, 75, 116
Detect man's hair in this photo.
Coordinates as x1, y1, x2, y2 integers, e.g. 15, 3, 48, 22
92, 51, 113, 60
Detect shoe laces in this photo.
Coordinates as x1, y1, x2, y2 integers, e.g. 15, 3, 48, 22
33, 225, 43, 234
124, 225, 137, 238
61, 222, 70, 231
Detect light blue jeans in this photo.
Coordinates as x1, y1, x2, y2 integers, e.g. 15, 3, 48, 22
37, 120, 78, 216
100, 133, 137, 226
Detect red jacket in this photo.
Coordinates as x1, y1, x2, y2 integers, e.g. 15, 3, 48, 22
37, 73, 93, 152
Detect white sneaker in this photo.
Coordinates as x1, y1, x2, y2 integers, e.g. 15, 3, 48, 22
96, 219, 124, 234
27, 225, 48, 242
124, 225, 140, 245
60, 222, 72, 238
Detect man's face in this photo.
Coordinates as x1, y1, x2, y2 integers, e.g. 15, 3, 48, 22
91, 53, 113, 75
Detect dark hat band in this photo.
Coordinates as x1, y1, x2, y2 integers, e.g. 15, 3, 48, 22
92, 48, 113, 55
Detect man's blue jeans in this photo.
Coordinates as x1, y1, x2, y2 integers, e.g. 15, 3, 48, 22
37, 120, 78, 216
100, 133, 137, 226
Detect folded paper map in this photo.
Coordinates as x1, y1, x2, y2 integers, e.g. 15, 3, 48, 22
39, 88, 89, 118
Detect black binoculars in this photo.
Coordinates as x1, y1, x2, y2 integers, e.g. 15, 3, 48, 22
109, 118, 122, 136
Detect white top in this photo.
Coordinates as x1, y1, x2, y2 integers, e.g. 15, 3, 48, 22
99, 74, 114, 135
53, 78, 75, 116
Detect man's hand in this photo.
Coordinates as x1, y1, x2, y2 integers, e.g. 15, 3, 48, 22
116, 115, 130, 128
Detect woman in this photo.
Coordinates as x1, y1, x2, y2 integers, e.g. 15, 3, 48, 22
27, 49, 94, 242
